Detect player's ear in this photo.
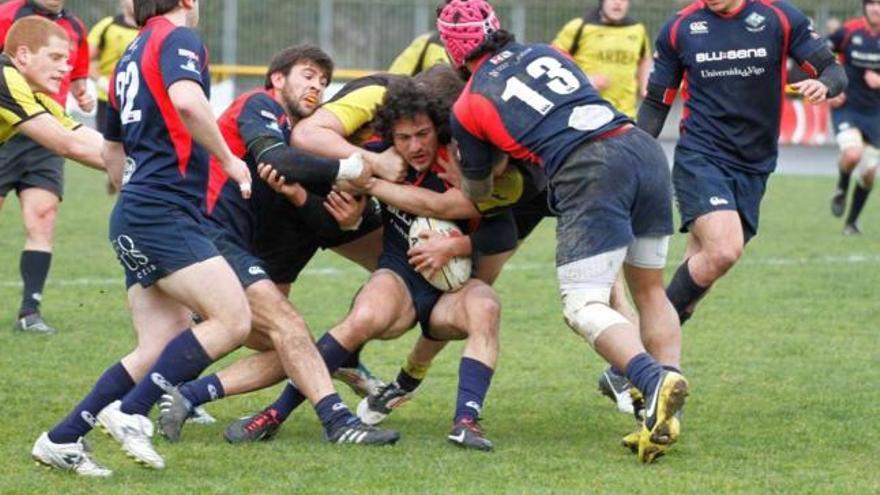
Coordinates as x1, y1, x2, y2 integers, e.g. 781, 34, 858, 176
269, 72, 286, 91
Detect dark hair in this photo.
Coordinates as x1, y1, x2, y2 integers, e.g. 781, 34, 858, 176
465, 29, 516, 65
134, 0, 180, 27
413, 63, 465, 111
374, 77, 452, 145
265, 45, 334, 89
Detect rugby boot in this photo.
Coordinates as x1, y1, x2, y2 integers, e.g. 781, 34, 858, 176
224, 407, 283, 444
32, 432, 112, 477
831, 189, 846, 217
157, 387, 191, 442
325, 418, 400, 446
448, 417, 494, 452
638, 371, 688, 463
333, 364, 386, 398
598, 367, 635, 415
357, 381, 416, 425
97, 401, 164, 469
13, 312, 57, 334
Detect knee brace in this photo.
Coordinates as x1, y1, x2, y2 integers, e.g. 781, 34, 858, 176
856, 146, 879, 188
561, 287, 630, 346
558, 248, 629, 346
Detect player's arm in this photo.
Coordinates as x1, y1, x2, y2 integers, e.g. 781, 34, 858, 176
388, 34, 427, 75
450, 111, 499, 202
636, 19, 684, 138
781, 3, 847, 103
17, 114, 104, 169
102, 140, 125, 191
636, 28, 652, 99
291, 101, 406, 181
366, 178, 480, 220
169, 81, 244, 166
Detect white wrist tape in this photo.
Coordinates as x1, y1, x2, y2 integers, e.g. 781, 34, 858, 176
337, 153, 365, 181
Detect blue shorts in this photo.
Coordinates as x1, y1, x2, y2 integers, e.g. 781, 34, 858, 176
109, 193, 220, 289
549, 126, 673, 266
203, 220, 269, 289
673, 147, 769, 243
377, 250, 443, 340
832, 106, 880, 147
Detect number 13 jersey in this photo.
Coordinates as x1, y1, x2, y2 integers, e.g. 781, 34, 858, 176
104, 16, 211, 211
451, 42, 630, 179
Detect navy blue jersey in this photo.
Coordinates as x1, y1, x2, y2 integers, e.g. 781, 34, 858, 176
105, 16, 211, 212
651, 0, 827, 173
829, 18, 880, 111
206, 88, 290, 244
381, 161, 472, 260
451, 42, 631, 180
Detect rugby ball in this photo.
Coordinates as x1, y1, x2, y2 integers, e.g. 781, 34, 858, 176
408, 217, 472, 292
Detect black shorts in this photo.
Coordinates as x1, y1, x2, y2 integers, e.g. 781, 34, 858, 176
377, 250, 443, 340
254, 200, 383, 284
0, 133, 64, 199
673, 146, 769, 243
513, 188, 552, 241
204, 221, 269, 289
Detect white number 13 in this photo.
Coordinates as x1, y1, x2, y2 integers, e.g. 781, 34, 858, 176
501, 56, 581, 115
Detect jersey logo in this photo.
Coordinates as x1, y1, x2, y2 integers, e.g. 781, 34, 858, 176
689, 21, 709, 35
695, 48, 768, 64
744, 12, 767, 33
853, 35, 863, 46
177, 48, 201, 75
489, 50, 513, 65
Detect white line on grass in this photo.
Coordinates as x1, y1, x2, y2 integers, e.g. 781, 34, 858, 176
0, 253, 877, 288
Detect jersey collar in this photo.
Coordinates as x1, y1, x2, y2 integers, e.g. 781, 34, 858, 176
703, 0, 750, 19
24, 0, 66, 21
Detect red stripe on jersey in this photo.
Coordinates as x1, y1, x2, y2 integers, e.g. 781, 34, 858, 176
799, 61, 818, 78
763, 1, 792, 98
670, 1, 703, 51
662, 88, 678, 106
679, 70, 691, 133
140, 17, 194, 179
206, 88, 275, 214
453, 89, 542, 166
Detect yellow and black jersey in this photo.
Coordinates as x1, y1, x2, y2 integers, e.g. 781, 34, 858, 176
552, 8, 650, 117
0, 55, 79, 145
88, 14, 139, 102
323, 73, 405, 145
388, 32, 450, 76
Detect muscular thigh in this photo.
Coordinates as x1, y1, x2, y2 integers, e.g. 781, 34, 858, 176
352, 269, 418, 340
427, 279, 495, 341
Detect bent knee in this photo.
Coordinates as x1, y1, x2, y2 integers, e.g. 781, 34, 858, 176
706, 244, 742, 273
841, 147, 864, 167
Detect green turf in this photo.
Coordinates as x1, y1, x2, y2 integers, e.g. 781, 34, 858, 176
1, 165, 878, 494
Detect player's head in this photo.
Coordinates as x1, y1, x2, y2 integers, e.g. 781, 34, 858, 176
413, 63, 466, 110
4, 16, 70, 94
436, 0, 509, 69
32, 0, 65, 14
374, 78, 448, 171
865, 0, 880, 26
135, 0, 199, 28
703, 0, 745, 14
265, 45, 333, 120
598, 0, 630, 24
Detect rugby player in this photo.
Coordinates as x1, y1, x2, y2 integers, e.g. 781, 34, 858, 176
828, 0, 880, 235
154, 44, 400, 449
638, 0, 845, 326
0, 0, 94, 334
265, 77, 503, 450
88, 0, 138, 134
388, 31, 450, 76
437, 0, 687, 463
552, 0, 652, 118
33, 0, 255, 474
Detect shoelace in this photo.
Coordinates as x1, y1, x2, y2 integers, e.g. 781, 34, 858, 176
244, 410, 277, 433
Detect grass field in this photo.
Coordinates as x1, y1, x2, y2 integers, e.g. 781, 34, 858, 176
1, 164, 878, 494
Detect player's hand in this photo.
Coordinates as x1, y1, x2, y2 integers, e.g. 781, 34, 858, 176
223, 156, 252, 199
372, 147, 407, 183
257, 162, 306, 205
437, 142, 463, 188
73, 85, 96, 113
864, 70, 880, 90
407, 230, 457, 279
791, 79, 829, 104
588, 73, 610, 91
348, 152, 376, 189
324, 190, 366, 231
828, 92, 847, 109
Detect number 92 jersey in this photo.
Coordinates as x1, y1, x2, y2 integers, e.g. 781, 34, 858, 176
451, 42, 631, 180
105, 16, 211, 212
